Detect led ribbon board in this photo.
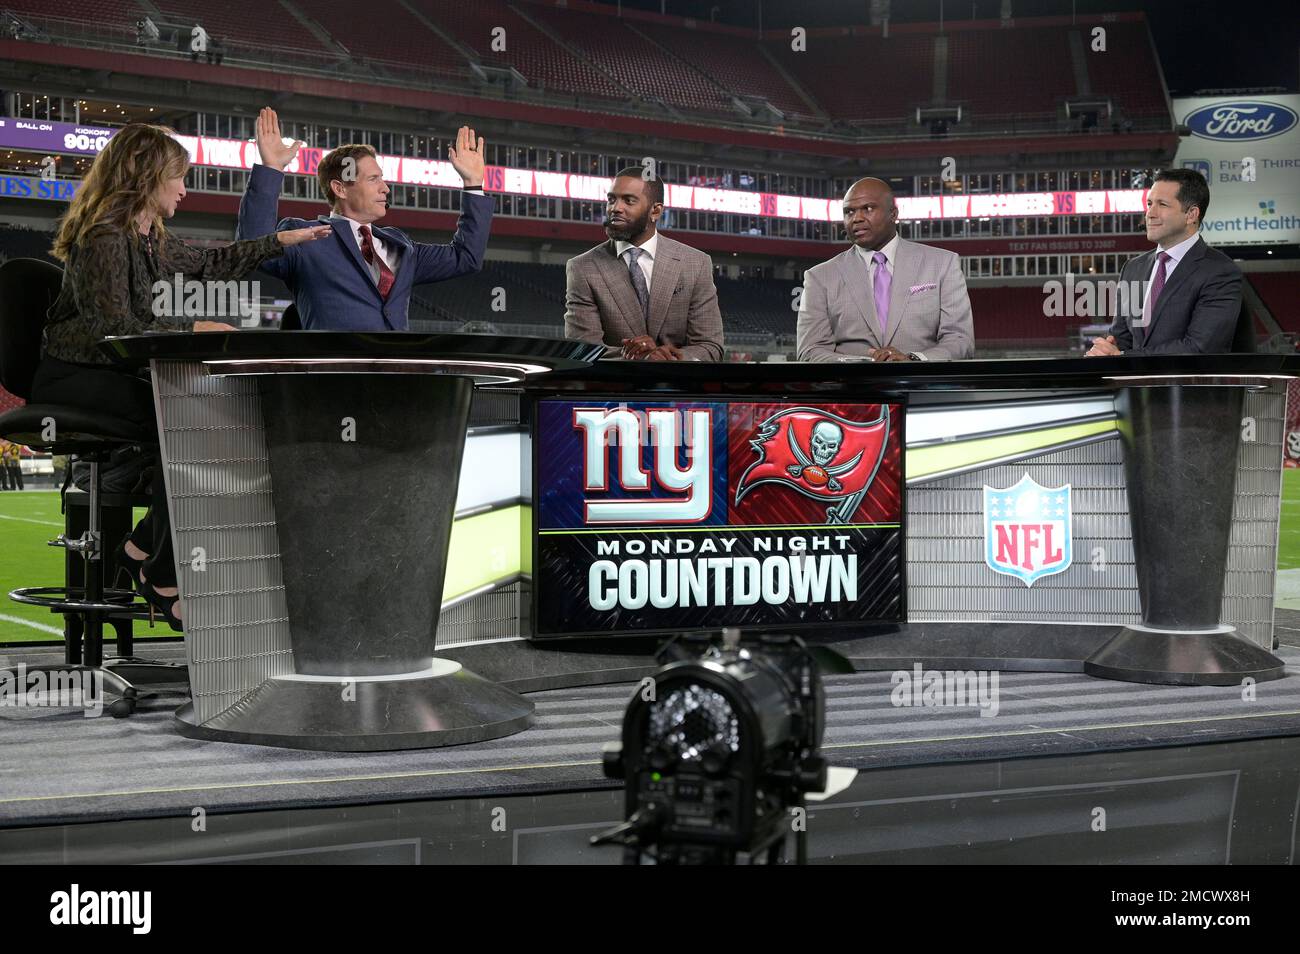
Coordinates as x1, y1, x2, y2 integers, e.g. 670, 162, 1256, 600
533, 400, 905, 637
0, 120, 1148, 223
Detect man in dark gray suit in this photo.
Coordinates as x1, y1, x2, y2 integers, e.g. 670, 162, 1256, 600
798, 177, 974, 362
1087, 168, 1245, 356
563, 167, 723, 362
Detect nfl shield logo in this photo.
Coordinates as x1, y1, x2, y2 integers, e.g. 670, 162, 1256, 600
984, 474, 1072, 587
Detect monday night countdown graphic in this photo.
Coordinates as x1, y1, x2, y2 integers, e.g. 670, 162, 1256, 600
533, 400, 904, 636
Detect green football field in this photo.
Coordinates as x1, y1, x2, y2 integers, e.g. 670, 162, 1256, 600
5, 472, 1300, 644
0, 490, 159, 644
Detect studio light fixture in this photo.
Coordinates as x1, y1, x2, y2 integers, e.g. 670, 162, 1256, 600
594, 628, 844, 865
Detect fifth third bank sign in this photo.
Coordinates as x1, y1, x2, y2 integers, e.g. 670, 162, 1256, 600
532, 400, 905, 636
1173, 94, 1300, 246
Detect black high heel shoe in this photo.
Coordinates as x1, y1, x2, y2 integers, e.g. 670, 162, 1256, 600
136, 574, 183, 633
113, 537, 182, 631
112, 537, 145, 596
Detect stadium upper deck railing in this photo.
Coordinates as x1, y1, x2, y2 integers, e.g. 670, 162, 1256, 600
4, 12, 1174, 144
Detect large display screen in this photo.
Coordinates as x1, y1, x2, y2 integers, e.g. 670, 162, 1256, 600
533, 399, 905, 637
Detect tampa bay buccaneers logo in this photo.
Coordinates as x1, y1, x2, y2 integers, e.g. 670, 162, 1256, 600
734, 406, 890, 524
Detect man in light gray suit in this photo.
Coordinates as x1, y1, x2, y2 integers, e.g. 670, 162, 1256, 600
564, 167, 723, 362
798, 178, 974, 362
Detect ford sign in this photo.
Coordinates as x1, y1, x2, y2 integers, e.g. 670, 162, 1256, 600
1184, 101, 1299, 141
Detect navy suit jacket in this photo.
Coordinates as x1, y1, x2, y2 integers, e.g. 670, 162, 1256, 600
1107, 236, 1244, 354
236, 163, 492, 331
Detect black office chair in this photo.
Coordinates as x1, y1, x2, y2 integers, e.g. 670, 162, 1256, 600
0, 258, 186, 716
279, 302, 301, 330
1231, 302, 1258, 354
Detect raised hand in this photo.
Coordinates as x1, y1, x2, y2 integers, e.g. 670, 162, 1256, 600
277, 225, 333, 246
447, 125, 485, 188
256, 107, 303, 172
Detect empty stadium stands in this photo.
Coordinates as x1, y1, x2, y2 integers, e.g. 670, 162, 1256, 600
1249, 273, 1300, 332
525, 6, 732, 114
0, 227, 56, 265
966, 285, 1084, 348
3, 0, 140, 26
947, 26, 1074, 116
1083, 21, 1170, 119
426, 2, 625, 98
304, 0, 466, 78
631, 21, 819, 122
769, 31, 935, 123
150, 0, 332, 56
2, 0, 1173, 134
411, 259, 565, 327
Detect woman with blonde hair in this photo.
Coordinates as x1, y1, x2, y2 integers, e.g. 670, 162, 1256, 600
35, 123, 329, 629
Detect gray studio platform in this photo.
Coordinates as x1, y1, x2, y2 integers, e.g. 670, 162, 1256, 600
0, 642, 1296, 829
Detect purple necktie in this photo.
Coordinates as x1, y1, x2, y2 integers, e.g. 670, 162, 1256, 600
1146, 251, 1172, 323
872, 250, 891, 333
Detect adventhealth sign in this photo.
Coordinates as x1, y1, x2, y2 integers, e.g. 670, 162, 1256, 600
1174, 94, 1300, 246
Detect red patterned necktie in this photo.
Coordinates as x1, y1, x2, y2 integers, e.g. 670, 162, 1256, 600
358, 225, 395, 301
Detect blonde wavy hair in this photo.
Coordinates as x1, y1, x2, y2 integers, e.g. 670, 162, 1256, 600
51, 124, 190, 261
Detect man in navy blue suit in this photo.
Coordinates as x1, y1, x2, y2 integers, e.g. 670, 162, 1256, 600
1086, 169, 1245, 356
237, 107, 492, 331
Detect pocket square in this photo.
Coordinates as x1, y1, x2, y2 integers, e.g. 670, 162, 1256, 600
909, 282, 937, 295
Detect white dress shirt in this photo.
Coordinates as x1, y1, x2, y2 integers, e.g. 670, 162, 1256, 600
333, 186, 485, 287
614, 231, 659, 292
1141, 230, 1201, 323
854, 232, 899, 284
334, 214, 399, 286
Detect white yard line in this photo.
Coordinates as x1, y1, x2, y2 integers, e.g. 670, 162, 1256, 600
0, 613, 64, 636
0, 513, 62, 528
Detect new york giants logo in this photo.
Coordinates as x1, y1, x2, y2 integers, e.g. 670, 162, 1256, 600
573, 406, 712, 524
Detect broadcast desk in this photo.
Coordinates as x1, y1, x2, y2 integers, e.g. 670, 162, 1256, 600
102, 332, 602, 750
101, 334, 1299, 750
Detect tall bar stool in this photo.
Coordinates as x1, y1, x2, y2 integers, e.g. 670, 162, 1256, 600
0, 258, 186, 716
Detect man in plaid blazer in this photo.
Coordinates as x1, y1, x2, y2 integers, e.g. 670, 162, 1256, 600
564, 167, 724, 362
